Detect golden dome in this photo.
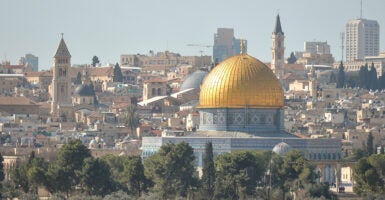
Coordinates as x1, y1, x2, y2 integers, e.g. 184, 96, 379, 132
199, 54, 284, 108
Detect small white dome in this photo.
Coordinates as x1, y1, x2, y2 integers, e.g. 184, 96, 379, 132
272, 142, 292, 156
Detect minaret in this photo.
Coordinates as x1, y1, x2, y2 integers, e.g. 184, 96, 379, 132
51, 35, 72, 117
271, 14, 285, 79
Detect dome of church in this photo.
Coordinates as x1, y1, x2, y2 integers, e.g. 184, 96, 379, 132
179, 70, 208, 91
199, 54, 284, 108
74, 84, 94, 96
272, 142, 291, 156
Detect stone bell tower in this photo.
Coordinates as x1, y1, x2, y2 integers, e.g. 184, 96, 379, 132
50, 35, 72, 118
271, 14, 285, 79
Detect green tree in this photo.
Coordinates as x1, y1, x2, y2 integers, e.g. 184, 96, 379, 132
113, 63, 123, 82
354, 154, 385, 196
287, 52, 297, 64
11, 164, 29, 193
47, 139, 91, 197
214, 151, 268, 199
101, 154, 126, 183
75, 71, 82, 84
379, 73, 385, 90
121, 155, 150, 197
201, 142, 215, 199
369, 63, 378, 90
80, 157, 116, 196
27, 156, 48, 194
92, 56, 100, 67
10, 151, 48, 195
275, 150, 316, 200
102, 155, 149, 196
306, 183, 338, 199
337, 61, 345, 88
120, 105, 140, 138
359, 64, 369, 89
144, 142, 197, 199
367, 132, 374, 156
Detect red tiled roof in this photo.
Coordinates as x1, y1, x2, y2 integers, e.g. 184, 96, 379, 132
89, 67, 114, 76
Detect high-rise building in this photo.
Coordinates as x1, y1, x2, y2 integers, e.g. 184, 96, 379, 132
271, 14, 285, 79
19, 54, 39, 72
345, 19, 380, 61
213, 28, 247, 63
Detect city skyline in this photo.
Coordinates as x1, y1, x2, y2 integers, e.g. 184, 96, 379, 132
1, 0, 385, 70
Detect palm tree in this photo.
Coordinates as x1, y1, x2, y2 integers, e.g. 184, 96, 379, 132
121, 105, 140, 138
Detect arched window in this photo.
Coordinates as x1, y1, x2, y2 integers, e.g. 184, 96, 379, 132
157, 88, 161, 95
152, 88, 156, 96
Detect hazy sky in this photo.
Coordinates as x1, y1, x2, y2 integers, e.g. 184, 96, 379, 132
1, 0, 385, 70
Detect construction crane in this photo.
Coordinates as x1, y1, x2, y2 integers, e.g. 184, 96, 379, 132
187, 44, 213, 56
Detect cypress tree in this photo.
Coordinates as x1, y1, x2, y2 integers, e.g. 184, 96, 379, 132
337, 61, 345, 88
360, 64, 371, 89
379, 73, 385, 90
369, 63, 378, 90
201, 142, 215, 199
113, 63, 123, 82
367, 132, 374, 155
287, 52, 297, 64
75, 72, 82, 84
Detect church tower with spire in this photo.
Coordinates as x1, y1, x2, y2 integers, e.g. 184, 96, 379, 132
271, 14, 285, 79
50, 36, 72, 118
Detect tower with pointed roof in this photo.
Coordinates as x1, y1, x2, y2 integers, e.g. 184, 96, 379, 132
50, 36, 72, 118
271, 14, 285, 79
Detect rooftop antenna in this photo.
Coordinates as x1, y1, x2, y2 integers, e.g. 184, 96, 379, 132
340, 32, 345, 62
